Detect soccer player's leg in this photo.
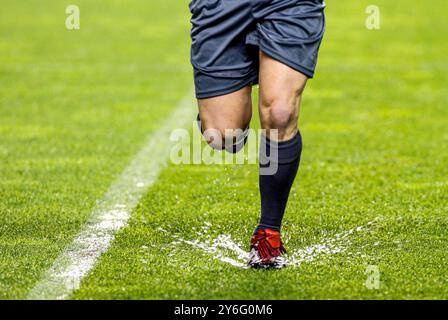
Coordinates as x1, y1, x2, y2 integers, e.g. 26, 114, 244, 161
248, 52, 306, 269
247, 0, 326, 268
198, 85, 252, 153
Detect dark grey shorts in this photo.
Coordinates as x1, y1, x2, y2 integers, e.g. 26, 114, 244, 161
189, 0, 326, 99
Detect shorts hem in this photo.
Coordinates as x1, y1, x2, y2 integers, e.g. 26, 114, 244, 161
195, 73, 259, 99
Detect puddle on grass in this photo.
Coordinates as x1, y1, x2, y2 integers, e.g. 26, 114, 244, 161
161, 219, 380, 269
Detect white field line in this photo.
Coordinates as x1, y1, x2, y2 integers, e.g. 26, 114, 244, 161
27, 91, 196, 300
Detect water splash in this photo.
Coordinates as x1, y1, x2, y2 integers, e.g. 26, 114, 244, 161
172, 234, 249, 268
167, 219, 379, 269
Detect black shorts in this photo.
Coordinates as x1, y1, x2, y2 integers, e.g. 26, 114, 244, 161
189, 0, 326, 99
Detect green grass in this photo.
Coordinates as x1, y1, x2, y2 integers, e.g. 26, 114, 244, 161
0, 0, 191, 299
1, 0, 447, 299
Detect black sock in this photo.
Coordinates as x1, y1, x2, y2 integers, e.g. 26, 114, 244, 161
257, 131, 303, 232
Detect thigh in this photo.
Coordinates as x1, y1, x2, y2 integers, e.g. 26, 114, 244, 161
259, 50, 308, 105
258, 50, 308, 139
198, 85, 253, 131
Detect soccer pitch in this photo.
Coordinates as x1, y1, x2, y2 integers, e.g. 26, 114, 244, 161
1, 0, 447, 300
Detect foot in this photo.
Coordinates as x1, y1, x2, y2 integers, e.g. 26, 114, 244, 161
248, 228, 287, 269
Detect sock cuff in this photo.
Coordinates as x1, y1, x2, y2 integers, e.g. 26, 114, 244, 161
196, 114, 203, 133
260, 131, 303, 164
224, 126, 250, 153
254, 224, 281, 234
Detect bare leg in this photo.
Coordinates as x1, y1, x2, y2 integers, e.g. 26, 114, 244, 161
198, 85, 253, 150
255, 50, 307, 233
258, 51, 307, 141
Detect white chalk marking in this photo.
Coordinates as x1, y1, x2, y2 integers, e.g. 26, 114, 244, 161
27, 91, 196, 300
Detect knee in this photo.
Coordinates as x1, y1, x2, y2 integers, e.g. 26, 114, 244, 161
202, 122, 249, 152
261, 100, 296, 131
270, 104, 294, 130
202, 124, 226, 150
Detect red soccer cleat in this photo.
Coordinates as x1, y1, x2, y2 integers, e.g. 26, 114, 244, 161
248, 228, 287, 269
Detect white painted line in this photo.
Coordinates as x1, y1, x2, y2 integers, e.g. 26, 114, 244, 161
27, 91, 196, 300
